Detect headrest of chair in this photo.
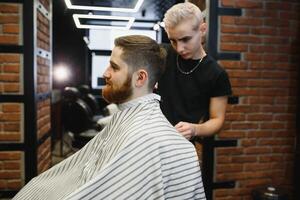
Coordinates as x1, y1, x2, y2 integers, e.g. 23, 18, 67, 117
78, 84, 90, 95
63, 87, 80, 101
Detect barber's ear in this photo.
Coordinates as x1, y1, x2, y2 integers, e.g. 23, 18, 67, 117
135, 69, 148, 87
199, 22, 207, 36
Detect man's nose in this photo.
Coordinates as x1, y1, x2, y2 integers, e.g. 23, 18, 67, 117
103, 68, 110, 78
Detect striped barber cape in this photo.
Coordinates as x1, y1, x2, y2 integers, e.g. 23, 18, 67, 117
13, 93, 206, 200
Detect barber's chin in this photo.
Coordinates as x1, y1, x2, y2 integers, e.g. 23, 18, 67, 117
180, 54, 190, 60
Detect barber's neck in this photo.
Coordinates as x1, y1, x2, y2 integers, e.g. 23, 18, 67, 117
193, 47, 206, 60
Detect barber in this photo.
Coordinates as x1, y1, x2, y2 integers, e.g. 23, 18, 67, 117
157, 2, 232, 140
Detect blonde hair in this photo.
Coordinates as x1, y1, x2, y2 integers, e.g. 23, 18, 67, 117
163, 2, 203, 30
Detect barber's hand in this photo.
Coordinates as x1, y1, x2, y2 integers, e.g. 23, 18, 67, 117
175, 121, 196, 140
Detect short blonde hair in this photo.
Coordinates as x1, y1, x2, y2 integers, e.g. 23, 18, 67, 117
163, 2, 203, 30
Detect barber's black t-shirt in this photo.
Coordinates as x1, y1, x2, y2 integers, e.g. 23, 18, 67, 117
157, 44, 232, 126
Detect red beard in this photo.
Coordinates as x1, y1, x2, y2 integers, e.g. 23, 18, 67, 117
102, 75, 133, 104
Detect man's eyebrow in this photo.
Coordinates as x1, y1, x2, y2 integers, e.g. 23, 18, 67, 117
110, 60, 119, 68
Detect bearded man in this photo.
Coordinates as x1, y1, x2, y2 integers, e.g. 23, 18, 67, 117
13, 35, 206, 200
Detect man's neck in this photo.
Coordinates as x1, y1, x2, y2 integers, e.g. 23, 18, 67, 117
122, 88, 150, 104
131, 89, 150, 101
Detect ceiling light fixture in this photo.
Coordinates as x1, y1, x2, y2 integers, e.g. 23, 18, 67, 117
73, 14, 135, 30
64, 0, 144, 13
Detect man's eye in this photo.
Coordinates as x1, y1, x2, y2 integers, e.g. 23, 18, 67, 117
110, 64, 119, 71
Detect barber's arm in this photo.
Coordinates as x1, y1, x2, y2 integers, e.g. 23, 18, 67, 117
175, 96, 228, 140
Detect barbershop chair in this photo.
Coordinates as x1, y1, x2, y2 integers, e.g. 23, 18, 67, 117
78, 85, 100, 115
78, 84, 105, 122
97, 103, 119, 127
62, 87, 102, 149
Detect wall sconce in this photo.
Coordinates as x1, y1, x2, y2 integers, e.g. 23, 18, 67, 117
54, 64, 71, 82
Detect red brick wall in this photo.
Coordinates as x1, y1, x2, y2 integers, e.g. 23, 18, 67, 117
37, 99, 51, 140
215, 0, 299, 199
0, 152, 23, 190
36, 98, 51, 174
0, 54, 22, 94
37, 11, 50, 51
37, 56, 50, 94
0, 3, 24, 191
0, 4, 21, 45
36, 0, 52, 175
0, 3, 22, 94
37, 138, 51, 174
0, 0, 52, 193
0, 103, 23, 142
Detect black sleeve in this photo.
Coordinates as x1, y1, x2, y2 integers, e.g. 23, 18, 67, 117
211, 70, 232, 97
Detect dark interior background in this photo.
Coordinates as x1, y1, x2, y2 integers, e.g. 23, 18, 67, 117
53, 0, 88, 90
52, 0, 181, 91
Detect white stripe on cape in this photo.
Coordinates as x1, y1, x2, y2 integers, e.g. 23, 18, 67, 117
13, 93, 206, 200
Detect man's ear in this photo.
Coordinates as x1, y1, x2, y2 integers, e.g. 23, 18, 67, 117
135, 69, 148, 88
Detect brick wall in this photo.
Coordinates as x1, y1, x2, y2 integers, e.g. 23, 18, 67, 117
37, 99, 51, 140
0, 3, 23, 95
0, 54, 23, 94
37, 56, 50, 94
0, 152, 23, 190
36, 0, 52, 175
0, 0, 52, 196
0, 3, 25, 192
37, 11, 50, 52
0, 103, 23, 142
0, 4, 22, 45
37, 138, 51, 174
37, 99, 51, 174
215, 0, 299, 199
